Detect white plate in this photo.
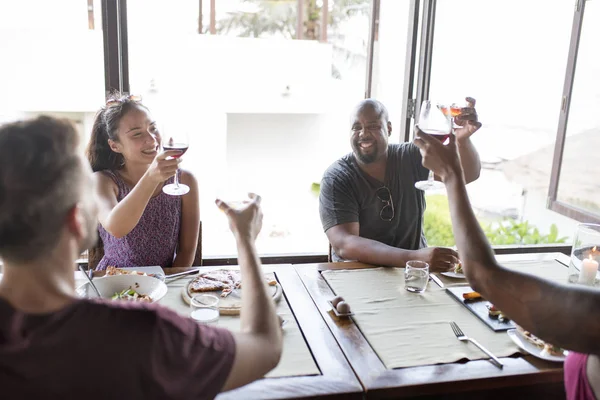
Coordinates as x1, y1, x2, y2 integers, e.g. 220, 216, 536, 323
76, 274, 168, 303
441, 271, 466, 279
507, 329, 568, 362
107, 266, 165, 280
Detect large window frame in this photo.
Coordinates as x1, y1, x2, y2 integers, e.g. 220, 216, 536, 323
547, 0, 600, 225
98, 0, 576, 263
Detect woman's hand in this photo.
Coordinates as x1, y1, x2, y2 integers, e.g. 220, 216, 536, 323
145, 150, 182, 184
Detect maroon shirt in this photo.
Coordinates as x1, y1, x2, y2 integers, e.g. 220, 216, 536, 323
0, 297, 235, 400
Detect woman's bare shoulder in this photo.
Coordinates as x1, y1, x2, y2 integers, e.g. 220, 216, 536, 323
179, 169, 198, 185
92, 170, 118, 193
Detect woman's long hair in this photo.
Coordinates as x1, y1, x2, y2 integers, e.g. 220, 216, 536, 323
86, 93, 148, 172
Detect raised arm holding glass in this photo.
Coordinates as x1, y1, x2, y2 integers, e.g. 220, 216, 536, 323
319, 98, 482, 271
414, 126, 600, 400
0, 116, 282, 398
86, 94, 200, 270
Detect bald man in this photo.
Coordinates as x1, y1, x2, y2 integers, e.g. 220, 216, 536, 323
319, 98, 482, 271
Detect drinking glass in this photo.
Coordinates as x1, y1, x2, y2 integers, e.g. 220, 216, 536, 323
161, 128, 190, 196
440, 101, 466, 129
567, 224, 600, 286
190, 294, 220, 323
405, 260, 430, 293
414, 100, 452, 191
216, 189, 252, 211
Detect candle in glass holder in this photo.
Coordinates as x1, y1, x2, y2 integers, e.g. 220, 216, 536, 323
578, 254, 599, 285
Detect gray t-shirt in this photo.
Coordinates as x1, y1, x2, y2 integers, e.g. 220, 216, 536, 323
319, 143, 430, 261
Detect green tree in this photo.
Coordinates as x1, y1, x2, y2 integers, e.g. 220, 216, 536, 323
217, 0, 370, 40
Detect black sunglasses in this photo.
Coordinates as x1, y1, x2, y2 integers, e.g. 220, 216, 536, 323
376, 186, 394, 221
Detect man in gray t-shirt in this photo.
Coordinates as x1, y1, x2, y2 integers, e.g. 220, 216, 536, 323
319, 98, 483, 270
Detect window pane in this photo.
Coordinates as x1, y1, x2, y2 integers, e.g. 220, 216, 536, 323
0, 0, 105, 148
557, 1, 600, 217
371, 0, 413, 141
426, 0, 578, 246
128, 0, 372, 256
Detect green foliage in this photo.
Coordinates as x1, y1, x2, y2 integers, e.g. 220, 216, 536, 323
423, 195, 569, 247
423, 195, 456, 247
311, 182, 321, 197
217, 0, 370, 40
482, 220, 569, 246
311, 187, 569, 247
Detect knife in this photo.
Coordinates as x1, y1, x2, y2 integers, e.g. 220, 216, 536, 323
429, 273, 444, 288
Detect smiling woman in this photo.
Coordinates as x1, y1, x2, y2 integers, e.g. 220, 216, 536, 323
85, 93, 201, 271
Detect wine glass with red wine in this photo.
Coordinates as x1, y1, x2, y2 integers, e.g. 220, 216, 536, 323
414, 100, 452, 191
160, 128, 190, 196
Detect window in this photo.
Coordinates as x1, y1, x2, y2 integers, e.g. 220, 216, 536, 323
370, 0, 415, 142
0, 0, 105, 149
549, 0, 600, 223
422, 0, 579, 247
127, 0, 373, 257
4, 1, 587, 261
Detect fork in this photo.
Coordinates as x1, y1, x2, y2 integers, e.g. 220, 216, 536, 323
79, 265, 101, 298
450, 322, 504, 369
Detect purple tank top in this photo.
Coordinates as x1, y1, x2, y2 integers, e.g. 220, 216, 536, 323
96, 170, 182, 270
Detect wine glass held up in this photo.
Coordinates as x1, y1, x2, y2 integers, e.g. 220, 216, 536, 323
160, 128, 190, 196
414, 100, 452, 192
440, 100, 467, 129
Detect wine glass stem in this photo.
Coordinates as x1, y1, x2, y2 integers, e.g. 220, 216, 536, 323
174, 170, 180, 188
428, 170, 435, 182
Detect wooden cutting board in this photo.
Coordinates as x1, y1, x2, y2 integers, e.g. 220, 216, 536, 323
181, 271, 282, 315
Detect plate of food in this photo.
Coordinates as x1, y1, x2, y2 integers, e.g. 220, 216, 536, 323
507, 326, 568, 362
76, 274, 168, 303
182, 269, 282, 315
441, 262, 466, 279
105, 266, 165, 280
446, 286, 516, 331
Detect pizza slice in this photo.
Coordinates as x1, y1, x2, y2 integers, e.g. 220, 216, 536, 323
228, 270, 242, 287
201, 270, 236, 287
189, 276, 228, 293
228, 274, 276, 288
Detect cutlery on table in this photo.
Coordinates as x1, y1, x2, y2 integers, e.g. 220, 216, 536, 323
429, 274, 445, 288
450, 321, 504, 369
164, 268, 202, 282
79, 265, 101, 298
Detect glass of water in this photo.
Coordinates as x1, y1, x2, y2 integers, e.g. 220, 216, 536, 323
405, 260, 430, 293
190, 294, 220, 324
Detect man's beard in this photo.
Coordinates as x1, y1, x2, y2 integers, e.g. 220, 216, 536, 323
353, 141, 378, 164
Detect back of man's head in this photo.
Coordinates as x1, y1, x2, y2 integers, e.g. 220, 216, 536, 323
0, 116, 83, 263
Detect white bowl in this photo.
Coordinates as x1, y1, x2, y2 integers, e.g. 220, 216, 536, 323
76, 274, 168, 303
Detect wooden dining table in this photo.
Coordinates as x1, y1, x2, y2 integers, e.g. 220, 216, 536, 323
91, 265, 364, 400
294, 252, 571, 400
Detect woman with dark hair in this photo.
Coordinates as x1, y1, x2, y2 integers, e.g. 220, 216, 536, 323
86, 93, 200, 270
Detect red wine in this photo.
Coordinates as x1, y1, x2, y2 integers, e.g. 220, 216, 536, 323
163, 143, 189, 158
421, 128, 450, 143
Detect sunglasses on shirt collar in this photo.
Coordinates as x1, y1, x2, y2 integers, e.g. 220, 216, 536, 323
376, 186, 394, 221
